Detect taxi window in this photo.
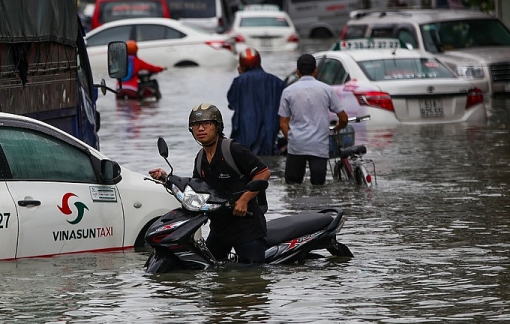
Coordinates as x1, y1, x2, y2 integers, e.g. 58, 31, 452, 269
371, 25, 395, 38
240, 17, 290, 27
0, 127, 97, 182
317, 58, 347, 85
342, 25, 367, 39
358, 58, 456, 81
398, 29, 417, 49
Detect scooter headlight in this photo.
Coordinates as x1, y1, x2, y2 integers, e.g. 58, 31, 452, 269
172, 184, 222, 212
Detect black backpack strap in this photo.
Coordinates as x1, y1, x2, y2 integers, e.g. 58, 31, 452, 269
221, 138, 241, 177
195, 139, 240, 178
195, 148, 204, 178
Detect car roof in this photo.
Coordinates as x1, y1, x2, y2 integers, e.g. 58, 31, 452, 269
315, 48, 438, 61
348, 9, 493, 25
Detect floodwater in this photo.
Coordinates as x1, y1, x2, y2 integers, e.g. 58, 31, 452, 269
2, 39, 510, 323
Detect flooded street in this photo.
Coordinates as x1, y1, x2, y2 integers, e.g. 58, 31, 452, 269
2, 39, 510, 323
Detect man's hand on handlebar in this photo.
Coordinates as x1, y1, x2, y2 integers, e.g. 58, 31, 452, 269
148, 168, 167, 181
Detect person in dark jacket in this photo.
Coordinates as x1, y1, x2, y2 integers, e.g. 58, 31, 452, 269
227, 48, 287, 156
149, 103, 270, 264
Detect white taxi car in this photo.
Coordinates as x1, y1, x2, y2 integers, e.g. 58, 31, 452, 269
285, 39, 487, 126
85, 17, 237, 72
0, 113, 180, 260
229, 5, 299, 52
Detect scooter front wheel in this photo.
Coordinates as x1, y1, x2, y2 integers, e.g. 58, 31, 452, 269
144, 249, 181, 273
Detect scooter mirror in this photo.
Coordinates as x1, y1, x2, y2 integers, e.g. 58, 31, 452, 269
157, 137, 168, 158
246, 180, 269, 192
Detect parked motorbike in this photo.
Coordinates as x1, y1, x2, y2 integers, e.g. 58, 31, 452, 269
143, 137, 353, 273
137, 70, 161, 100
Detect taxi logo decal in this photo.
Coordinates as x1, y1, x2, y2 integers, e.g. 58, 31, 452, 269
58, 193, 89, 225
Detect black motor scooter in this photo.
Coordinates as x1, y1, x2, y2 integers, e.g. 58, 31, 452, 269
143, 137, 353, 273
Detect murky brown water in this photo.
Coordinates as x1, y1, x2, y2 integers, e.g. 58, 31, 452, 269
2, 39, 510, 323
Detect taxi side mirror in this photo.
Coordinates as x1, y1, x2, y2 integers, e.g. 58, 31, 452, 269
101, 159, 122, 184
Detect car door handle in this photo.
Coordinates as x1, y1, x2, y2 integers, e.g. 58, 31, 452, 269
18, 200, 41, 207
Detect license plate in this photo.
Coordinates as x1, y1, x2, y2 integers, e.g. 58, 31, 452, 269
419, 99, 444, 117
261, 38, 272, 47
340, 38, 401, 50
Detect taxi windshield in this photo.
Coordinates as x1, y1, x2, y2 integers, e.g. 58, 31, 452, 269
420, 19, 510, 53
358, 58, 457, 81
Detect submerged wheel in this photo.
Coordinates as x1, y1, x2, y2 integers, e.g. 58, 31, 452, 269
355, 165, 372, 187
355, 167, 364, 185
334, 161, 350, 181
333, 161, 341, 180
327, 242, 354, 257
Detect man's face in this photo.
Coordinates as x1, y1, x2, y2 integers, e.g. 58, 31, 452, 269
191, 121, 217, 145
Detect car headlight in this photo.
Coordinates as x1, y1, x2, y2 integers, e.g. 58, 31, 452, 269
172, 184, 222, 212
456, 66, 484, 79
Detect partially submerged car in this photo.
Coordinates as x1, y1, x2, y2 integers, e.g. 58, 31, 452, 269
286, 39, 486, 126
0, 112, 180, 260
337, 9, 510, 96
85, 17, 237, 72
229, 4, 299, 52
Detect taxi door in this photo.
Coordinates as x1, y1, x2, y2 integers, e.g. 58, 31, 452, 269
6, 182, 124, 259
0, 182, 18, 260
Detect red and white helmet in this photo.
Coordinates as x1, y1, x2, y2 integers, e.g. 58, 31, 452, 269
239, 47, 261, 70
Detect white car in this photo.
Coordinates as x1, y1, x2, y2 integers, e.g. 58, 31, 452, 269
339, 9, 510, 96
85, 17, 237, 72
285, 39, 487, 126
229, 5, 299, 52
0, 112, 180, 260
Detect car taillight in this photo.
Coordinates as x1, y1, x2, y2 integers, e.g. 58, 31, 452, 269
206, 40, 233, 52
234, 34, 246, 43
287, 34, 299, 43
354, 91, 394, 111
466, 88, 483, 109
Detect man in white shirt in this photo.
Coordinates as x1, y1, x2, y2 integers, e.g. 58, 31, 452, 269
278, 54, 348, 185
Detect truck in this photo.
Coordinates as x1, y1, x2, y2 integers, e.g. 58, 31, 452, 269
0, 0, 126, 150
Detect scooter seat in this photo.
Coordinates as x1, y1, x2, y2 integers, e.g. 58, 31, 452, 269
265, 213, 333, 247
340, 145, 366, 159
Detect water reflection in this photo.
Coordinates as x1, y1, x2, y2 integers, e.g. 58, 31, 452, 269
3, 39, 510, 322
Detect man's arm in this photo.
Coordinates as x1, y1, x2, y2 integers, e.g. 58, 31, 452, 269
233, 167, 270, 216
280, 116, 290, 139
333, 111, 348, 131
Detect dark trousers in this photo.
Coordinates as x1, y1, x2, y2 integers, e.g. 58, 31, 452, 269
206, 232, 266, 264
285, 153, 328, 185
